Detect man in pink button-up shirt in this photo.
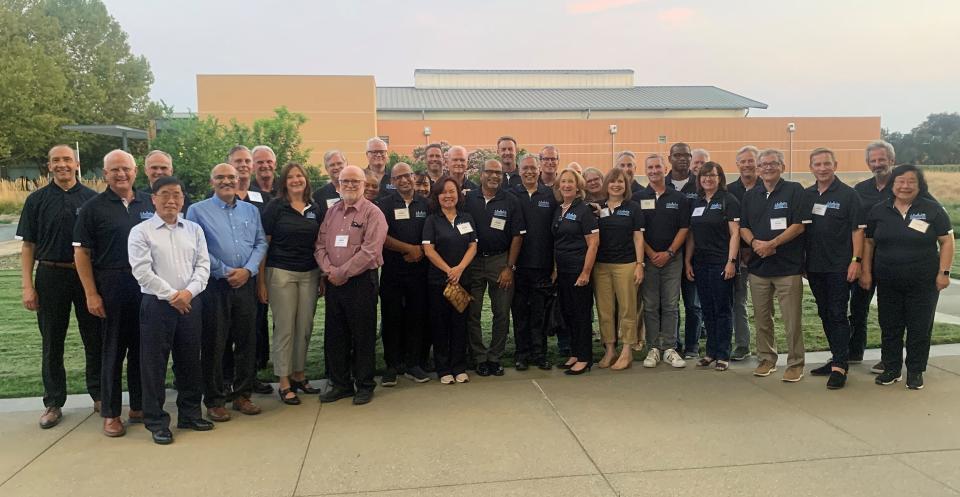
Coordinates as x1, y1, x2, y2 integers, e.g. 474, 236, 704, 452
315, 165, 387, 405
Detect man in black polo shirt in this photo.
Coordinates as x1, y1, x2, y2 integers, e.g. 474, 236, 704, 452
666, 142, 703, 358
252, 145, 278, 196
314, 150, 345, 223
617, 151, 644, 194
633, 153, 690, 369
497, 136, 523, 188
377, 162, 432, 385
142, 150, 191, 213
727, 145, 760, 361
510, 154, 557, 370
365, 137, 395, 196
464, 159, 525, 376
424, 143, 445, 185
19, 144, 101, 429
739, 148, 809, 382
74, 149, 154, 437
538, 146, 560, 188
447, 145, 479, 193
803, 148, 864, 389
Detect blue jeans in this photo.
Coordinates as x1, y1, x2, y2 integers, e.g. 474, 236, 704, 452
808, 272, 852, 370
678, 273, 704, 353
693, 262, 734, 361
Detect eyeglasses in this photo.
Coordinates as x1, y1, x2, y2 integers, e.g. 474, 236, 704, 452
759, 162, 781, 169
340, 179, 363, 186
366, 150, 387, 156
700, 174, 719, 178
540, 157, 559, 162
482, 169, 503, 175
154, 192, 184, 200
392, 173, 413, 180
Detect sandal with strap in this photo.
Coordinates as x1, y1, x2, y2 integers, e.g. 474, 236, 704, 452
278, 387, 301, 405
697, 357, 716, 367
291, 378, 320, 394
715, 360, 729, 371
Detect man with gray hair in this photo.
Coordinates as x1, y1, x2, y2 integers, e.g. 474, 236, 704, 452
727, 145, 760, 361
365, 137, 394, 196
313, 149, 346, 222
446, 145, 479, 193
539, 145, 560, 187
691, 148, 710, 176
142, 150, 191, 213
251, 145, 278, 195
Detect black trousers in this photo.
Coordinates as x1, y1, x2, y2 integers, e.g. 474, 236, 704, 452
224, 300, 269, 380
558, 272, 594, 366
511, 267, 552, 363
325, 270, 378, 392
428, 283, 468, 377
35, 265, 101, 408
201, 278, 256, 407
808, 272, 852, 370
95, 269, 142, 418
139, 295, 203, 433
877, 274, 939, 373
848, 278, 876, 359
380, 266, 428, 371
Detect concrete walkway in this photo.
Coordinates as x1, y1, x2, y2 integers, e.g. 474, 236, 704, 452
2, 348, 960, 497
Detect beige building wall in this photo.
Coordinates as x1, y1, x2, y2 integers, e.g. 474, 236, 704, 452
196, 75, 377, 168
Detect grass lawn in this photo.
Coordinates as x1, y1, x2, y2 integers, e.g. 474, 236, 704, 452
4, 267, 960, 399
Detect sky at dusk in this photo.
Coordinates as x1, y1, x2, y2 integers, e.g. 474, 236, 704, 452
103, 0, 960, 132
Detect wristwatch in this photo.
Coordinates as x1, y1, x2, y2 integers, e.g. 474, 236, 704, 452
728, 258, 737, 263
851, 256, 862, 263
667, 249, 676, 258
943, 270, 950, 276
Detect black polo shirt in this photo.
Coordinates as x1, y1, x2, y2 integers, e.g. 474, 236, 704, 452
689, 192, 740, 265
17, 182, 97, 263
261, 198, 321, 272
463, 188, 525, 256
510, 184, 558, 270
667, 172, 699, 201
740, 178, 808, 277
73, 188, 155, 269
377, 191, 430, 274
597, 200, 645, 264
630, 179, 645, 195
461, 178, 479, 195
422, 211, 478, 285
552, 198, 599, 274
368, 167, 395, 197
802, 178, 864, 273
727, 178, 757, 250
866, 197, 952, 281
312, 182, 341, 224
502, 171, 523, 189
631, 185, 690, 253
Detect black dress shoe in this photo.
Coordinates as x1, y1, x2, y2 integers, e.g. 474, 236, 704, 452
491, 362, 505, 376
515, 360, 529, 371
810, 363, 833, 376
557, 361, 574, 370
253, 380, 274, 395
291, 379, 320, 394
564, 365, 592, 376
319, 386, 355, 403
537, 360, 553, 371
152, 428, 174, 445
476, 362, 491, 377
177, 418, 215, 431
353, 390, 374, 405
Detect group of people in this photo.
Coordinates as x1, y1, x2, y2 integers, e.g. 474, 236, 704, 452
17, 135, 953, 445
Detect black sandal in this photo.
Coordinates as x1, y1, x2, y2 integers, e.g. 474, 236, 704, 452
278, 387, 301, 405
291, 378, 320, 394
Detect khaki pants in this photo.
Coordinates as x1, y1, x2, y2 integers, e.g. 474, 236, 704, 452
593, 262, 640, 345
748, 274, 805, 368
267, 267, 320, 377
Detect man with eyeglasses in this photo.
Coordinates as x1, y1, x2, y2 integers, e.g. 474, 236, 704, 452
667, 143, 704, 359
539, 145, 560, 187
497, 136, 524, 188
365, 137, 394, 197
187, 163, 268, 421
141, 150, 191, 213
727, 146, 760, 361
73, 150, 154, 437
314, 150, 346, 223
464, 159, 526, 375
739, 149, 809, 382
424, 143, 446, 185
376, 163, 432, 385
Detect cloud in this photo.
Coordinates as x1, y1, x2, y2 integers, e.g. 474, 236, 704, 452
656, 7, 696, 24
566, 0, 646, 15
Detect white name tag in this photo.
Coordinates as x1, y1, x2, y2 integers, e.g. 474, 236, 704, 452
770, 217, 787, 230
640, 199, 655, 210
457, 222, 473, 235
908, 219, 929, 233
490, 217, 506, 231
599, 208, 610, 218
812, 204, 827, 216
334, 234, 349, 247
247, 191, 263, 203
394, 208, 410, 220
692, 207, 706, 217
326, 197, 340, 208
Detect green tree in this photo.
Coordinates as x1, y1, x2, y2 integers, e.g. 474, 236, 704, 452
249, 106, 311, 166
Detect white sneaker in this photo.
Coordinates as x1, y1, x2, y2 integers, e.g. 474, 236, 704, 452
455, 373, 470, 383
643, 348, 661, 368
440, 374, 455, 385
664, 349, 687, 368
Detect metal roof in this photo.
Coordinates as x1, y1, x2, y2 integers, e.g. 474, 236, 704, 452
61, 125, 148, 139
376, 86, 767, 112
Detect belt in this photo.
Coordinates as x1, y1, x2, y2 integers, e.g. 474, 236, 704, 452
38, 261, 76, 269
479, 250, 506, 258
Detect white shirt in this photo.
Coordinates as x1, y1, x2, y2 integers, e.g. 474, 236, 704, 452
128, 214, 210, 301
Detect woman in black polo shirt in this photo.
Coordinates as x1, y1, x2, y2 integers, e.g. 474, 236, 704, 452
683, 162, 741, 371
593, 168, 644, 370
553, 169, 600, 375
862, 165, 954, 390
422, 177, 478, 385
258, 163, 322, 405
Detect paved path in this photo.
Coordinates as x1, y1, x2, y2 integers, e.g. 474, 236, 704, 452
2, 348, 960, 497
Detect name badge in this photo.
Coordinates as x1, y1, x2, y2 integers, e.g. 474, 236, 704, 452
908, 219, 929, 233
334, 234, 349, 247
490, 217, 506, 231
394, 208, 410, 220
457, 222, 473, 235
326, 197, 340, 208
599, 208, 610, 218
692, 207, 706, 217
247, 191, 263, 203
812, 204, 827, 216
770, 217, 787, 230
640, 199, 655, 210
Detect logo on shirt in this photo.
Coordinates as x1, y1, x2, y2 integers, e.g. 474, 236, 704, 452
665, 202, 679, 210
826, 201, 841, 210
774, 201, 789, 210
306, 212, 317, 219
76, 208, 81, 215
415, 210, 427, 218
709, 202, 722, 210
537, 201, 551, 208
615, 209, 631, 216
564, 212, 577, 221
686, 193, 698, 199
139, 211, 154, 220
493, 209, 508, 218
910, 212, 927, 221
386, 184, 396, 190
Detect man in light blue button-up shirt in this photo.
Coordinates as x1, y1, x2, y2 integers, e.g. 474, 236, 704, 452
186, 163, 268, 419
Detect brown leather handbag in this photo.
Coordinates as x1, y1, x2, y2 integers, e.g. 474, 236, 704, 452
443, 281, 472, 313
